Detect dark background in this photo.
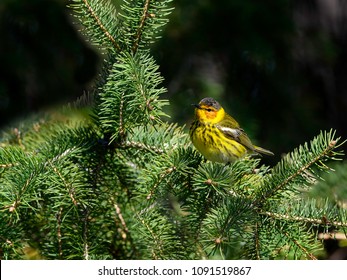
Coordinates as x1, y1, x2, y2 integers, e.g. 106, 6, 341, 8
1, 0, 347, 164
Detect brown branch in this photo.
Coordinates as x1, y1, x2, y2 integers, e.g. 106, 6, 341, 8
109, 196, 129, 241
261, 211, 347, 227
132, 0, 151, 54
318, 232, 347, 240
0, 163, 17, 168
82, 0, 121, 51
114, 203, 128, 232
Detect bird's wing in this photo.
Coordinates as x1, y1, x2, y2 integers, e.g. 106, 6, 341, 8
216, 117, 256, 151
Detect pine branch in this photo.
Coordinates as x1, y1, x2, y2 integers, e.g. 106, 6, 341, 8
97, 52, 168, 142
70, 0, 121, 52
135, 210, 161, 259
132, 0, 151, 53
254, 217, 323, 260
119, 92, 126, 141
110, 196, 129, 238
83, 208, 90, 260
135, 205, 189, 259
282, 230, 317, 260
120, 0, 173, 52
261, 211, 347, 228
256, 130, 345, 206
47, 161, 78, 206
81, 0, 121, 51
56, 207, 63, 259
120, 140, 164, 154
146, 165, 176, 199
124, 123, 188, 155
309, 160, 347, 205
254, 222, 261, 260
1, 161, 39, 214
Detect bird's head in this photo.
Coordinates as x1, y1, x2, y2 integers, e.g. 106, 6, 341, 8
193, 97, 225, 124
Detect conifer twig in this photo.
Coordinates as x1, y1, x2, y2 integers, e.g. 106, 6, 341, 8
56, 207, 63, 259
82, 0, 121, 51
254, 222, 261, 260
83, 208, 90, 260
48, 162, 78, 206
258, 139, 338, 204
120, 140, 164, 154
147, 166, 176, 199
135, 211, 161, 259
119, 94, 126, 142
0, 163, 17, 168
114, 203, 128, 232
110, 197, 128, 239
283, 231, 317, 260
5, 174, 34, 212
132, 0, 151, 53
261, 211, 347, 227
49, 148, 76, 164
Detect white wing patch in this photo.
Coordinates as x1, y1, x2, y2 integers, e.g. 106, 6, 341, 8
216, 125, 242, 139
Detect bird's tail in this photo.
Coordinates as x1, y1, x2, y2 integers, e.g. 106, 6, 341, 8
254, 145, 274, 156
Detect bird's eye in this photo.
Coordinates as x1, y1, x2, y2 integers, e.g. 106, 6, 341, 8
206, 108, 212, 112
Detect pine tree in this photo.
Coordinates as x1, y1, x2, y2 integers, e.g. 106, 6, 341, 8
0, 0, 346, 260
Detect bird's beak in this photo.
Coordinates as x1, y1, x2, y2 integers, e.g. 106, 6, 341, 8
192, 104, 201, 109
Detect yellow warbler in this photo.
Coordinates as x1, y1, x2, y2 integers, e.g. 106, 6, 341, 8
189, 97, 273, 163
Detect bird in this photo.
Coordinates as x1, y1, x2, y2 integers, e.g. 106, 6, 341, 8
189, 97, 273, 163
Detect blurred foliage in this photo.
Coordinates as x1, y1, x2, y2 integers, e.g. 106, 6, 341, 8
0, 0, 99, 127
1, 0, 347, 165
310, 161, 347, 205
